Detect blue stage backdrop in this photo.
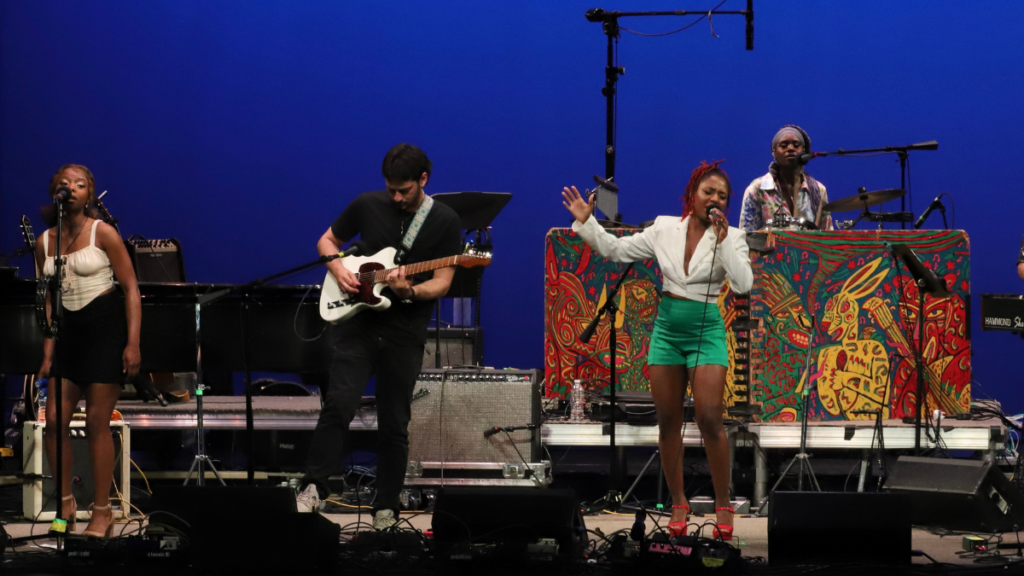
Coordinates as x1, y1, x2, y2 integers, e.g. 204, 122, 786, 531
2, 2, 1023, 411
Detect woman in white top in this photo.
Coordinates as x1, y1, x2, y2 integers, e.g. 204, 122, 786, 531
562, 161, 752, 540
34, 164, 141, 538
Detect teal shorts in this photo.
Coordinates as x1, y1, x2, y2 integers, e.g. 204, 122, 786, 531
648, 296, 729, 368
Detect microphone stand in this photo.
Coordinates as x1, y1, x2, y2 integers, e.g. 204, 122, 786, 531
585, 4, 753, 220
198, 252, 346, 483
580, 261, 634, 508
810, 141, 938, 229
47, 196, 68, 542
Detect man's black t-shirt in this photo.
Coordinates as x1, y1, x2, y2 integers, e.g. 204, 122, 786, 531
330, 190, 463, 346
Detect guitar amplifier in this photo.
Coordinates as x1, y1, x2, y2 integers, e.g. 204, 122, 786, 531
125, 238, 185, 282
406, 369, 548, 486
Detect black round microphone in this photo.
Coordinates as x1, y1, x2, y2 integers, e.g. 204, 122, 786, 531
797, 152, 815, 165
54, 186, 73, 203
706, 205, 725, 224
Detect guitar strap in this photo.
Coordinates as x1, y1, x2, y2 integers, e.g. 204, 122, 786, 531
395, 194, 434, 264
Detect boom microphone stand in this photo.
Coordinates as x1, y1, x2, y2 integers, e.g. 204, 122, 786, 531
803, 141, 939, 229
580, 261, 635, 507
585, 3, 753, 217
199, 248, 357, 483
888, 243, 949, 453
758, 313, 821, 516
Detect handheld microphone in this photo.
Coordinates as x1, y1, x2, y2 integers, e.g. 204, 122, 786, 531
913, 195, 945, 229
579, 313, 601, 344
54, 186, 73, 203
706, 205, 725, 225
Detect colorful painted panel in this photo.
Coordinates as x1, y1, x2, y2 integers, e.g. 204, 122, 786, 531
750, 230, 971, 422
543, 228, 971, 423
544, 228, 748, 410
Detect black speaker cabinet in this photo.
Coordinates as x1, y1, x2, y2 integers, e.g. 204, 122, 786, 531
886, 455, 1024, 532
432, 487, 586, 561
151, 486, 339, 571
422, 327, 481, 368
769, 492, 911, 566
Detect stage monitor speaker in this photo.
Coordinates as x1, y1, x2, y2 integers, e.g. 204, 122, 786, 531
409, 369, 541, 465
422, 327, 481, 368
151, 486, 339, 571
125, 237, 185, 282
769, 492, 911, 566
886, 455, 1024, 532
432, 487, 586, 560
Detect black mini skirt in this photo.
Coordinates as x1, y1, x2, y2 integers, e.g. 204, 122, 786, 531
51, 290, 128, 386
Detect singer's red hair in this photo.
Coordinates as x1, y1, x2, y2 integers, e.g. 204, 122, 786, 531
681, 159, 732, 219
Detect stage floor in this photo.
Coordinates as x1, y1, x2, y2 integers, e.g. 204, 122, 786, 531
2, 509, 1016, 568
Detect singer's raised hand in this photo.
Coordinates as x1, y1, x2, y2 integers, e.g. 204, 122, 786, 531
562, 186, 595, 224
710, 207, 728, 242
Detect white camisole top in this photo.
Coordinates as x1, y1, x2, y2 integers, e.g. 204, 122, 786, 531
42, 220, 115, 311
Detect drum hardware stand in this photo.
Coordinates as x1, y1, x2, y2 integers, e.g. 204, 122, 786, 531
585, 3, 753, 222
757, 314, 821, 516
887, 243, 949, 454
579, 261, 636, 510
199, 251, 349, 483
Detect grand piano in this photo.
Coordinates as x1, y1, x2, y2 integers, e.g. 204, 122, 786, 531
0, 270, 332, 375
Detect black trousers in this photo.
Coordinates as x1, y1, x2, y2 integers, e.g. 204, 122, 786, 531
302, 325, 423, 514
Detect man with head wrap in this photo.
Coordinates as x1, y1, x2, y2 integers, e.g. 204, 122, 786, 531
739, 125, 833, 232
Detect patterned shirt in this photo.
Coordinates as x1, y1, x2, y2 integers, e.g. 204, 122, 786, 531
739, 170, 833, 232
1018, 234, 1024, 264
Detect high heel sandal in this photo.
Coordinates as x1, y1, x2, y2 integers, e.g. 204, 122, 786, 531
712, 506, 735, 541
60, 495, 77, 532
667, 504, 690, 537
82, 504, 114, 538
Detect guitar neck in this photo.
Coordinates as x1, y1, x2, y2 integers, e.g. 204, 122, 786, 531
368, 255, 463, 284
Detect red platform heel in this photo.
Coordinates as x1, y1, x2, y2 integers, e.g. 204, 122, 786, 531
712, 506, 735, 541
667, 504, 690, 537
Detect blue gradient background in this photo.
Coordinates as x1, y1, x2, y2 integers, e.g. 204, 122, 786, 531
2, 2, 1022, 410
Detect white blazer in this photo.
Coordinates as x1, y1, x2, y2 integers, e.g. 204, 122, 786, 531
571, 214, 753, 303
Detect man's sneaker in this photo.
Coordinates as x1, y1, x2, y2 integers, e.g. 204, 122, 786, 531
372, 509, 396, 530
296, 484, 321, 513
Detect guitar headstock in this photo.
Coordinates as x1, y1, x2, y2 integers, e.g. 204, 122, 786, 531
20, 215, 35, 250
457, 248, 492, 268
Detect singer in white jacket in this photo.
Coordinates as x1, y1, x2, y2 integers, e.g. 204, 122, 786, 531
562, 161, 752, 541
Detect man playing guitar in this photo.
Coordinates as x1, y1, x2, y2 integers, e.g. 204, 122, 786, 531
297, 143, 463, 529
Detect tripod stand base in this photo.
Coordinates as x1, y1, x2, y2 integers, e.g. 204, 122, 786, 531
184, 454, 226, 486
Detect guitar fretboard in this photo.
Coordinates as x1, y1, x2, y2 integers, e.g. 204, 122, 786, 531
365, 255, 463, 284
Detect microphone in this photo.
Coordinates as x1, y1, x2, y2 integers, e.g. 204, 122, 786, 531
851, 409, 880, 415
706, 205, 725, 225
579, 313, 601, 344
483, 424, 539, 438
745, 0, 754, 51
339, 241, 368, 258
797, 152, 816, 165
913, 195, 945, 229
592, 174, 619, 193
54, 186, 73, 203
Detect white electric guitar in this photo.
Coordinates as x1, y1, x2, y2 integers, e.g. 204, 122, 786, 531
319, 246, 492, 324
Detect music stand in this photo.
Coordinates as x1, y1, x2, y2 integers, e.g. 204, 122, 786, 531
431, 192, 511, 366
889, 243, 948, 454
